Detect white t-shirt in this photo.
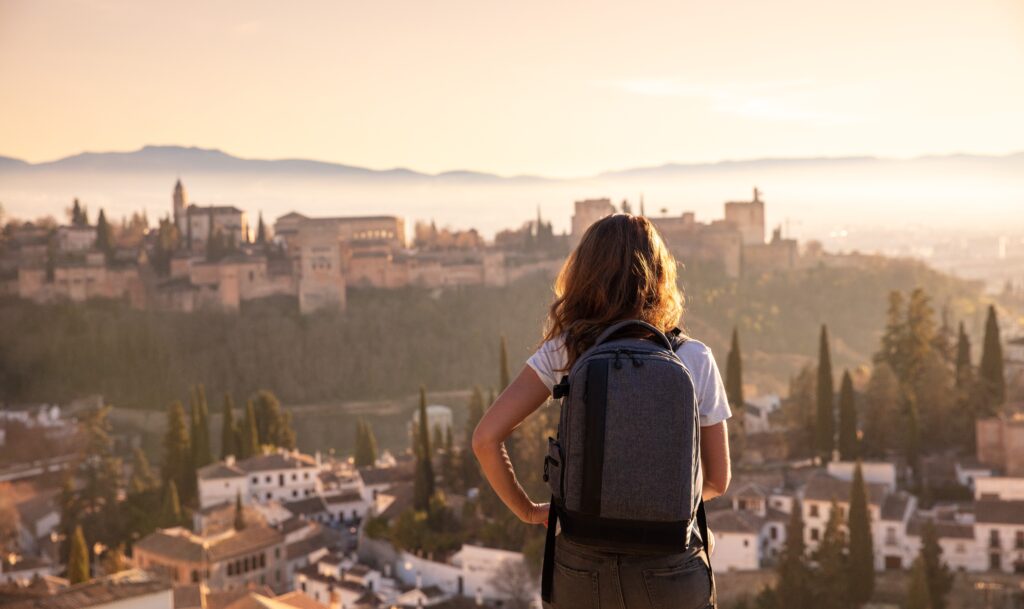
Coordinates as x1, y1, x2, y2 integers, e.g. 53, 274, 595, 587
526, 335, 732, 428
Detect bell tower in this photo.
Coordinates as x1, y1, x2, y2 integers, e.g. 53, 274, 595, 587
173, 179, 187, 232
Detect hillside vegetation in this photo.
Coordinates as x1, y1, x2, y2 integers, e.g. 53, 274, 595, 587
0, 255, 987, 410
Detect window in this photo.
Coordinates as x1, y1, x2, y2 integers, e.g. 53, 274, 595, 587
809, 505, 819, 518
810, 528, 820, 541
228, 563, 234, 576
743, 539, 749, 547
769, 526, 777, 540
292, 473, 297, 481
260, 554, 266, 568
1016, 531, 1024, 550
292, 490, 298, 497
252, 477, 258, 484
191, 570, 199, 583
990, 530, 1002, 549
885, 527, 897, 546
305, 472, 310, 480
275, 548, 281, 559
265, 475, 272, 483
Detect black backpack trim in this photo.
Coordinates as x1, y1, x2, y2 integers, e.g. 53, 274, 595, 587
580, 359, 609, 515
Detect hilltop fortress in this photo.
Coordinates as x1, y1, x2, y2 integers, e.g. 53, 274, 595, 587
3, 182, 817, 314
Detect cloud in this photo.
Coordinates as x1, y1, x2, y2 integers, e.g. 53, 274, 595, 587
600, 78, 865, 125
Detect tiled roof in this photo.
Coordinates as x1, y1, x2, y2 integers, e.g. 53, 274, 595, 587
4, 569, 170, 609
135, 525, 283, 564
284, 496, 329, 517
975, 500, 1024, 525
881, 493, 912, 521
173, 584, 203, 609
275, 591, 330, 609
802, 472, 887, 506
238, 451, 318, 473
906, 517, 975, 540
707, 510, 763, 534
358, 466, 413, 486
198, 462, 246, 480
325, 490, 363, 504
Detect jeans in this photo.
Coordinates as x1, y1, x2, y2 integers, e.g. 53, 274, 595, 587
546, 534, 716, 609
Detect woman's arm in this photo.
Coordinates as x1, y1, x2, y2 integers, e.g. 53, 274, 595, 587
700, 420, 731, 501
472, 365, 551, 525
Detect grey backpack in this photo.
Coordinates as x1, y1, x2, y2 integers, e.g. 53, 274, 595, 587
540, 320, 712, 602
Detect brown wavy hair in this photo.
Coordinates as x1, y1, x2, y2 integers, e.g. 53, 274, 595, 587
543, 213, 684, 370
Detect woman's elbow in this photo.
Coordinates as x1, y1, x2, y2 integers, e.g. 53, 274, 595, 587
470, 424, 495, 459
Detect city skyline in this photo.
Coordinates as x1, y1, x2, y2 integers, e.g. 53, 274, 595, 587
2, 0, 1023, 177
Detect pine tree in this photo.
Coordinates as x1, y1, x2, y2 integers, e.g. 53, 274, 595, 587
95, 209, 114, 261
847, 462, 875, 606
160, 480, 183, 527
71, 198, 87, 226
252, 390, 294, 448
815, 499, 848, 609
875, 290, 906, 375
905, 557, 932, 609
838, 370, 858, 461
816, 325, 836, 462
242, 399, 260, 458
862, 363, 900, 457
979, 305, 1005, 413
413, 385, 436, 511
903, 288, 936, 388
67, 525, 90, 585
954, 322, 972, 389
233, 492, 246, 531
919, 520, 953, 609
162, 402, 191, 501
776, 499, 812, 608
726, 327, 746, 460
221, 393, 238, 460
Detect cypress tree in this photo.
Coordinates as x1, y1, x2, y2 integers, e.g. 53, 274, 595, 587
815, 499, 848, 609
160, 480, 183, 527
67, 525, 90, 585
954, 322, 972, 389
256, 212, 267, 244
242, 399, 259, 458
499, 336, 511, 391
905, 557, 932, 609
726, 327, 746, 460
354, 419, 378, 467
129, 447, 158, 494
190, 386, 212, 468
162, 402, 190, 496
838, 370, 858, 461
847, 462, 875, 605
816, 325, 836, 462
919, 520, 953, 609
776, 498, 812, 608
979, 305, 1005, 412
233, 492, 246, 531
221, 393, 238, 460
413, 386, 436, 511
95, 208, 114, 261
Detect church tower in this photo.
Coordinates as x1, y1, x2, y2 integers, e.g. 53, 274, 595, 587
173, 179, 187, 230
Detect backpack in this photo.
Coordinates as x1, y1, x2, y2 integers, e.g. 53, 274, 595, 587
540, 319, 713, 603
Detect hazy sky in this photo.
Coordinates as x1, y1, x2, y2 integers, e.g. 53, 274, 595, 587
1, 0, 1023, 177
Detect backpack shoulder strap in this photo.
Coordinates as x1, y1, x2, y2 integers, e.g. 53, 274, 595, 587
668, 326, 688, 352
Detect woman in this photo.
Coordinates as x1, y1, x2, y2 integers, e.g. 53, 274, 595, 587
473, 213, 732, 609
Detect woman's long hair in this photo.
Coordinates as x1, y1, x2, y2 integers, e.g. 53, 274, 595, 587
543, 213, 684, 370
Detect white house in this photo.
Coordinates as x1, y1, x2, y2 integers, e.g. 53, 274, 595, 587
409, 405, 454, 443
876, 492, 916, 570
974, 476, 1024, 501
826, 461, 898, 492
197, 449, 323, 509
706, 510, 762, 571
801, 471, 888, 553
974, 499, 1024, 573
744, 394, 781, 434
905, 517, 977, 572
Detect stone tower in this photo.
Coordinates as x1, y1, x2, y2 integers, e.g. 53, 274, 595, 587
173, 179, 187, 231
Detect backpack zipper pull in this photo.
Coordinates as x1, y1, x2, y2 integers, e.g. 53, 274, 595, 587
613, 349, 623, 369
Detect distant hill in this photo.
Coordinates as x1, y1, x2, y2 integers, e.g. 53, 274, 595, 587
1, 145, 1022, 238
3, 144, 1023, 181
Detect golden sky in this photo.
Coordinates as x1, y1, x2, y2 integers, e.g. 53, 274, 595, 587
1, 0, 1022, 177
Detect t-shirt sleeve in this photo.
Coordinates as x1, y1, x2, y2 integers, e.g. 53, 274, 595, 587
683, 342, 733, 427
526, 339, 565, 394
